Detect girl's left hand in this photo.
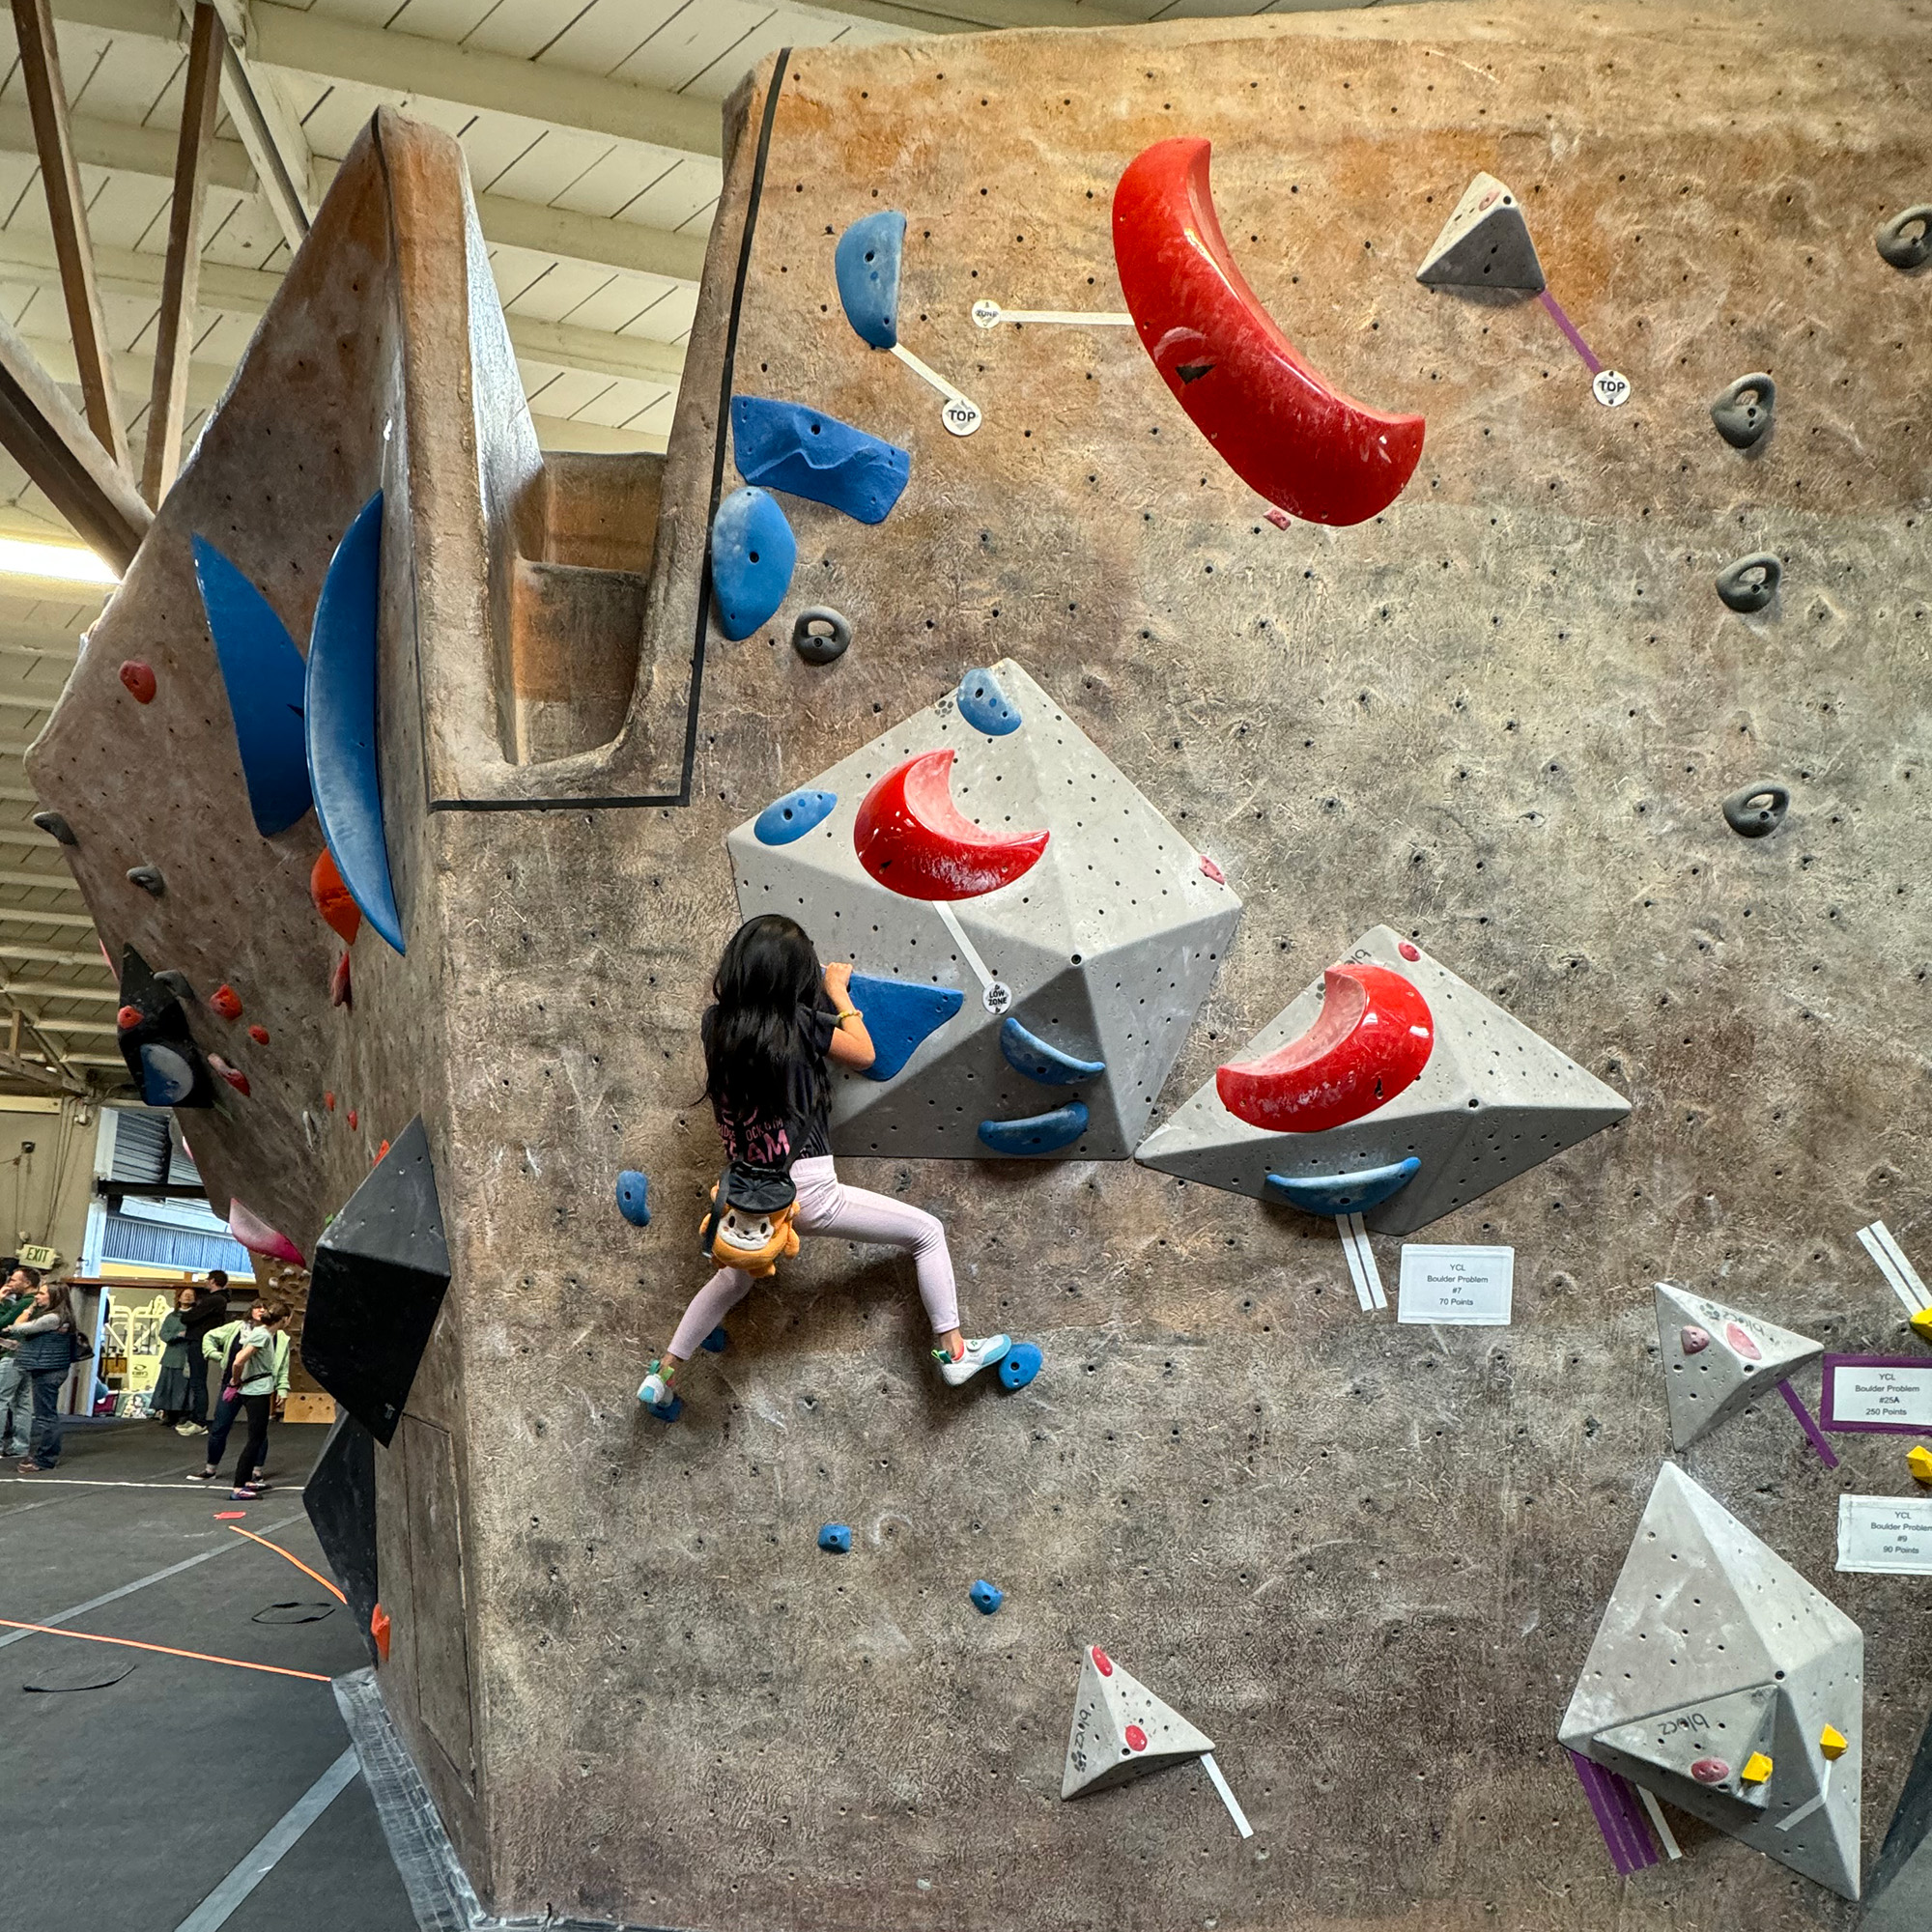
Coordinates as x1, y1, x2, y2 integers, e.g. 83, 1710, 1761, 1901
824, 961, 853, 998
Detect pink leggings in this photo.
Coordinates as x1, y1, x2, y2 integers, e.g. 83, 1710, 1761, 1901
668, 1155, 959, 1359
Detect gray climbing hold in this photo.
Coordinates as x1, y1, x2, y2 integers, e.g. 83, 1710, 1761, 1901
1000, 1016, 1104, 1086
1876, 205, 1932, 271
153, 970, 197, 1002
955, 667, 1022, 737
791, 607, 852, 666
127, 865, 165, 895
1710, 373, 1775, 450
31, 810, 74, 846
1721, 781, 1789, 838
978, 1102, 1088, 1155
1716, 552, 1780, 613
835, 210, 906, 350
1415, 173, 1547, 294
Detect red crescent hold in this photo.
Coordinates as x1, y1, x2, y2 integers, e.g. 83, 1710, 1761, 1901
1112, 137, 1426, 527
853, 749, 1049, 901
1216, 962, 1435, 1133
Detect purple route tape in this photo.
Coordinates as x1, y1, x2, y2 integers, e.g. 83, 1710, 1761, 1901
1568, 1749, 1660, 1877
1539, 291, 1604, 376
1776, 1378, 1840, 1467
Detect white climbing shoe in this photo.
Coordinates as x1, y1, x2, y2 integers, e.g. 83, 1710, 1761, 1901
637, 1362, 673, 1408
936, 1335, 1011, 1387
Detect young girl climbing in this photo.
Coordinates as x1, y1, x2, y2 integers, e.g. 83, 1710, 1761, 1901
639, 915, 1009, 1410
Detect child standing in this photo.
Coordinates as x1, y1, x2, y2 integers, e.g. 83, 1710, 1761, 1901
222, 1301, 289, 1498
639, 916, 1009, 1410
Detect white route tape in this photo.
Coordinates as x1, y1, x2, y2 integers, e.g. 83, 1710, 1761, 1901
1859, 1222, 1929, 1317
1636, 1786, 1681, 1861
889, 344, 982, 435
1870, 1220, 1932, 1311
1200, 1751, 1254, 1839
1346, 1212, 1387, 1312
972, 299, 1132, 327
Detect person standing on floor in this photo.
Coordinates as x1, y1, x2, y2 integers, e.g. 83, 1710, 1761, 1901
221, 1301, 290, 1499
6, 1276, 77, 1471
0, 1264, 40, 1458
176, 1272, 232, 1436
150, 1288, 200, 1426
188, 1295, 289, 1484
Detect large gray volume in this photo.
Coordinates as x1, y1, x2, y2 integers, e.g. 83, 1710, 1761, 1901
1558, 1463, 1862, 1900
726, 659, 1241, 1159
1135, 925, 1627, 1236
1653, 1283, 1821, 1451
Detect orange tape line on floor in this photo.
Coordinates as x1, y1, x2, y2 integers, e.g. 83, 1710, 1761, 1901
226, 1524, 348, 1603
0, 1618, 331, 1683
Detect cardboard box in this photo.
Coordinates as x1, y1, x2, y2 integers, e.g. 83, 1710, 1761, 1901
281, 1393, 336, 1425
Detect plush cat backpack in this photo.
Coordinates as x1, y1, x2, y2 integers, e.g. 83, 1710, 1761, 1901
698, 1160, 801, 1277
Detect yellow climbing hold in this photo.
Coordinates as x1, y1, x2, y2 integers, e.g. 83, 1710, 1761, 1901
1819, 1726, 1848, 1762
1741, 1752, 1774, 1785
1913, 1304, 1932, 1342
1910, 1445, 1932, 1485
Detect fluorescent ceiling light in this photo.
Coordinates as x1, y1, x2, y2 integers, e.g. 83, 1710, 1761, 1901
0, 538, 118, 586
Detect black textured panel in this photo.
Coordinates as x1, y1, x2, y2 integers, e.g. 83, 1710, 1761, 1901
302, 1409, 379, 1662
1871, 1702, 1932, 1911
299, 1117, 449, 1445
115, 944, 217, 1108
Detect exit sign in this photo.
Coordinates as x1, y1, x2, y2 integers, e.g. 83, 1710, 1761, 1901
18, 1244, 57, 1268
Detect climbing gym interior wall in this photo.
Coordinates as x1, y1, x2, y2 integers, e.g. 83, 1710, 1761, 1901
25, 1, 1932, 1926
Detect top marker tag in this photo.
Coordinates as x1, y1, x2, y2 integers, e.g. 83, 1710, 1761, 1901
1591, 369, 1632, 408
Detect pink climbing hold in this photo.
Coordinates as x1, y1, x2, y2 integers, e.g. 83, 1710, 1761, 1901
1724, 1322, 1762, 1363
118, 660, 156, 703
1124, 1724, 1148, 1752
248, 1024, 270, 1045
1092, 1646, 1113, 1677
1199, 855, 1225, 884
330, 951, 352, 1009
211, 984, 242, 1021
1398, 941, 1421, 961
208, 1055, 250, 1097
1681, 1325, 1712, 1354
227, 1200, 304, 1265
1264, 508, 1291, 530
1690, 1757, 1731, 1785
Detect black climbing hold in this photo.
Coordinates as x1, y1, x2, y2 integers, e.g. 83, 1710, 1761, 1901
30, 810, 74, 846
127, 865, 165, 895
1709, 373, 1775, 450
153, 969, 196, 1002
115, 944, 216, 1107
1721, 781, 1790, 838
1716, 552, 1780, 613
302, 1411, 379, 1662
300, 1117, 451, 1447
1176, 362, 1215, 384
790, 606, 852, 666
1876, 206, 1932, 271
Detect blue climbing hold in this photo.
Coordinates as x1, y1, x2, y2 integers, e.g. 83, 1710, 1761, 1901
615, 1170, 651, 1228
834, 210, 906, 350
731, 397, 910, 526
192, 535, 313, 838
1264, 1156, 1421, 1218
997, 1342, 1042, 1390
701, 1326, 728, 1355
969, 1579, 1005, 1615
643, 1393, 683, 1423
710, 487, 796, 641
817, 1523, 852, 1553
849, 972, 964, 1082
140, 1041, 196, 1106
978, 1103, 1089, 1155
306, 494, 404, 955
955, 667, 1022, 737
754, 787, 838, 846
1000, 1016, 1104, 1087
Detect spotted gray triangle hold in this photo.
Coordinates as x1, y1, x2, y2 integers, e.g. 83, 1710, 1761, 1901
1134, 925, 1628, 1236
1063, 1644, 1216, 1799
1654, 1283, 1823, 1451
725, 660, 1241, 1160
1416, 172, 1547, 294
1559, 1463, 1863, 1900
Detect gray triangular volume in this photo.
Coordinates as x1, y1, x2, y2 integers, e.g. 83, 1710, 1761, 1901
1416, 173, 1547, 294
1559, 1464, 1863, 1901
1654, 1284, 1823, 1451
1063, 1645, 1215, 1799
1867, 1700, 1932, 1931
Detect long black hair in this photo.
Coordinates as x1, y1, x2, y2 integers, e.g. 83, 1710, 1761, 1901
702, 916, 829, 1136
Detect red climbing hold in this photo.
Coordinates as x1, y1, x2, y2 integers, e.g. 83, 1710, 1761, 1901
247, 1024, 270, 1045
208, 1055, 250, 1097
347, 1108, 358, 1129
325, 1091, 336, 1111
1092, 1646, 1113, 1677
116, 1005, 141, 1032
211, 984, 242, 1020
1124, 1723, 1148, 1752
310, 850, 362, 946
375, 1138, 389, 1162
330, 951, 353, 1009
119, 660, 157, 703
853, 750, 1048, 901
1217, 961, 1435, 1134
1113, 137, 1425, 526
371, 1603, 391, 1663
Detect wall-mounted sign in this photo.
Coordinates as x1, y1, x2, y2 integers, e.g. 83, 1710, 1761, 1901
1819, 1354, 1932, 1434
17, 1244, 58, 1269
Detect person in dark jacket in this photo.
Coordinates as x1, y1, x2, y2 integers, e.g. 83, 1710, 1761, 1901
176, 1272, 233, 1435
7, 1277, 76, 1470
150, 1288, 200, 1425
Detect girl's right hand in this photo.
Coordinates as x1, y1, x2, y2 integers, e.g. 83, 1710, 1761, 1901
824, 961, 853, 999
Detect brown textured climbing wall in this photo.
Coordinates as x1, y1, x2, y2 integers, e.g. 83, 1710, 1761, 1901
26, 3, 1932, 1928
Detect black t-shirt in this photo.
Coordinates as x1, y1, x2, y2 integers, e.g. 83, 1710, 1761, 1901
712, 992, 838, 1167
